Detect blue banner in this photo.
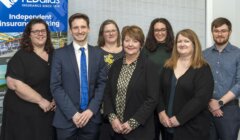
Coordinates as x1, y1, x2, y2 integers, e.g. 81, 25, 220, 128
0, 0, 68, 32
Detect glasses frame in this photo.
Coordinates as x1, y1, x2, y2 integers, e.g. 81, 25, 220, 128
154, 28, 167, 33
31, 29, 47, 35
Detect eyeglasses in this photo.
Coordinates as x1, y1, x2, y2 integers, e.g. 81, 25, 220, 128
31, 29, 47, 35
213, 29, 229, 34
154, 28, 167, 33
104, 29, 117, 34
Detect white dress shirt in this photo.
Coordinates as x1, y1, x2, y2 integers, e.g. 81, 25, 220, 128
73, 41, 89, 79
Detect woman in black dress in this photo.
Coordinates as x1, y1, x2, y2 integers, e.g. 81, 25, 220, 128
0, 19, 55, 140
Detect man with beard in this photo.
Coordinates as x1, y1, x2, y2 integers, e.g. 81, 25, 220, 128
204, 17, 240, 140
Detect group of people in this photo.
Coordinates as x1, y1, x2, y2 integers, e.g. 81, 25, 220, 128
0, 12, 239, 140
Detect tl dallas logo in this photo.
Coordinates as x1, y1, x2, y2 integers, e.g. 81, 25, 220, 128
0, 0, 18, 8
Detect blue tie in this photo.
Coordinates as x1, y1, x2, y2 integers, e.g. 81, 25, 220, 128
80, 48, 88, 110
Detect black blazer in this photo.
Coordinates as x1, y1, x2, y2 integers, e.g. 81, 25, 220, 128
157, 64, 214, 140
104, 53, 159, 140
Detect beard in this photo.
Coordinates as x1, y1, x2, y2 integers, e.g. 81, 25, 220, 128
214, 36, 229, 46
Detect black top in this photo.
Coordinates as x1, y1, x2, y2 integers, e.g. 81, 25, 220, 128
158, 65, 214, 140
101, 48, 124, 72
0, 49, 55, 140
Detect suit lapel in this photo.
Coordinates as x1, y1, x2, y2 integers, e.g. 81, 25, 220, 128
67, 43, 80, 82
87, 45, 94, 85
111, 59, 123, 100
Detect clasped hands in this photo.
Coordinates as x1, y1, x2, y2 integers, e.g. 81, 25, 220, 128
111, 118, 133, 134
38, 99, 56, 112
72, 109, 93, 128
208, 99, 223, 117
159, 111, 180, 128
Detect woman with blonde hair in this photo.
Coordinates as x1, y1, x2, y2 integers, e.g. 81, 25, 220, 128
158, 29, 214, 140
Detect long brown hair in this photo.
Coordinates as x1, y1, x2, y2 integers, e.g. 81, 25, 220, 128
145, 18, 174, 52
164, 29, 207, 69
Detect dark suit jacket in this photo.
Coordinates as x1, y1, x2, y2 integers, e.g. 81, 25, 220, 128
104, 53, 159, 140
50, 43, 107, 128
157, 64, 214, 140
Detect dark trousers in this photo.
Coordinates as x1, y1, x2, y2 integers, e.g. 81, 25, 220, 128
56, 120, 100, 140
99, 122, 114, 140
209, 104, 240, 140
113, 134, 126, 140
154, 112, 165, 140
165, 131, 173, 140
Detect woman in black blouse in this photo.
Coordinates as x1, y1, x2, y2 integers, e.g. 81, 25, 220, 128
97, 19, 123, 71
104, 25, 158, 140
158, 29, 214, 140
0, 19, 55, 140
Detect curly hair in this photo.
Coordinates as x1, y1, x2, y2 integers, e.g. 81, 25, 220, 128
20, 18, 54, 54
145, 18, 174, 52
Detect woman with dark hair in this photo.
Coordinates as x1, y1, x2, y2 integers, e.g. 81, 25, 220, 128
0, 18, 55, 140
144, 18, 174, 70
97, 19, 123, 71
143, 18, 174, 140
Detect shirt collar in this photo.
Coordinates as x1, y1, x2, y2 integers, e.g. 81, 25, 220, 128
123, 56, 138, 66
73, 41, 88, 51
212, 42, 232, 52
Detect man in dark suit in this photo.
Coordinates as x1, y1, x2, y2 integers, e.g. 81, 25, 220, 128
50, 13, 107, 140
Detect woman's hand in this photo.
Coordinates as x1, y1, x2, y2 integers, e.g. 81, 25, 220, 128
121, 122, 133, 134
111, 118, 123, 133
37, 98, 51, 112
159, 110, 171, 127
49, 99, 56, 111
169, 116, 180, 127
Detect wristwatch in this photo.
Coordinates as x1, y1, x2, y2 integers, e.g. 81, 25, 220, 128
218, 100, 224, 107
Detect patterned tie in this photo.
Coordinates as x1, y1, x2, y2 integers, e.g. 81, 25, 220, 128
80, 48, 88, 110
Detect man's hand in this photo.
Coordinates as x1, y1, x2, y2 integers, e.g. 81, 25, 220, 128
211, 109, 223, 117
209, 99, 221, 112
72, 112, 81, 128
78, 109, 93, 128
